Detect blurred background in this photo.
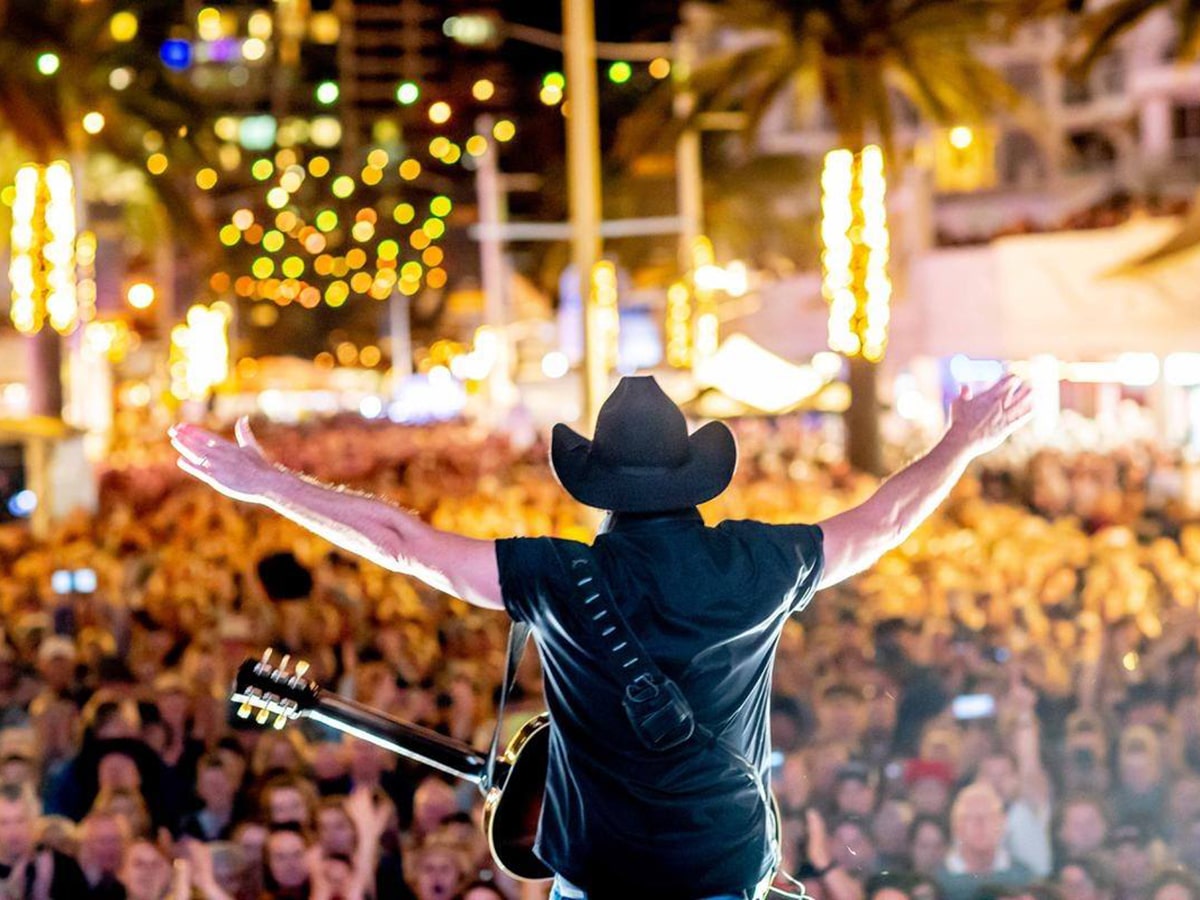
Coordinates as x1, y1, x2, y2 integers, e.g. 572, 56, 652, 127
6, 1, 1200, 899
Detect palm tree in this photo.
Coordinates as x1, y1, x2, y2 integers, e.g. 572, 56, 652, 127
0, 0, 216, 414
620, 0, 1029, 475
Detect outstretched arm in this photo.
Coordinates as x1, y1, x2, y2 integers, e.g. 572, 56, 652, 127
169, 419, 503, 610
817, 374, 1033, 590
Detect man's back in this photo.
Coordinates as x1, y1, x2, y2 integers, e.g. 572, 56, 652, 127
497, 510, 823, 897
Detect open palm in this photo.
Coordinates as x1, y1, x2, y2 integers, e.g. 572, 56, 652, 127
169, 418, 278, 503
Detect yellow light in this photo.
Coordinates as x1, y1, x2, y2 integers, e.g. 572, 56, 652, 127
540, 85, 563, 106
422, 246, 444, 267
346, 248, 367, 269
127, 282, 155, 309
307, 156, 330, 177
214, 117, 239, 142
649, 57, 671, 79
466, 135, 488, 157
251, 257, 275, 279
666, 281, 691, 367
351, 221, 375, 243
314, 255, 334, 275
360, 345, 382, 367
219, 225, 240, 246
427, 267, 448, 289
393, 203, 414, 224
146, 153, 168, 175
429, 101, 452, 124
262, 231, 285, 252
443, 144, 462, 165
310, 12, 340, 44
281, 256, 305, 279
350, 272, 373, 293
472, 79, 495, 101
410, 230, 431, 251
331, 176, 355, 199
590, 260, 620, 370
361, 167, 383, 186
401, 261, 423, 281
336, 342, 359, 366
82, 112, 105, 135
820, 145, 891, 361
109, 11, 138, 41
10, 163, 79, 334
195, 167, 218, 190
279, 168, 304, 193
197, 7, 222, 41
430, 195, 452, 217
492, 120, 516, 142
325, 281, 349, 307
949, 126, 974, 150
367, 148, 389, 169
251, 159, 274, 181
171, 304, 230, 401
429, 137, 451, 159
315, 210, 338, 232
248, 10, 273, 40
398, 159, 421, 181
378, 240, 400, 261
218, 143, 241, 171
0, 186, 14, 207
422, 218, 446, 240
275, 210, 298, 232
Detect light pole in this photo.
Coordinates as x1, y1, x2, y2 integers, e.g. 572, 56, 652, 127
563, 0, 605, 427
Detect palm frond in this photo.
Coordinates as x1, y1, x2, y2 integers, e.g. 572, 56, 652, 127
1066, 0, 1162, 73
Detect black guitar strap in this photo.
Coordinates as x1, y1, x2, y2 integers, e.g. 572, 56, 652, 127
483, 620, 532, 793
552, 541, 697, 751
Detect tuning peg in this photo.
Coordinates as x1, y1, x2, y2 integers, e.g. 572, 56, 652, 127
261, 649, 272, 664
255, 706, 271, 725
295, 660, 310, 678
273, 712, 287, 730
278, 654, 291, 674
236, 700, 253, 719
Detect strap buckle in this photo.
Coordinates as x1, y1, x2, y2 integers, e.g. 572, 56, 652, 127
622, 673, 695, 751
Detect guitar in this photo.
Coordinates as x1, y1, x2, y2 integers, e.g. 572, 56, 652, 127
230, 651, 553, 882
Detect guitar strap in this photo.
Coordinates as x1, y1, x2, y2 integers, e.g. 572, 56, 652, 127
483, 620, 532, 793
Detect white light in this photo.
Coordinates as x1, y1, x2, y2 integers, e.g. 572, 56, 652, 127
1115, 352, 1160, 387
359, 396, 383, 419
1166, 353, 1200, 387
811, 351, 843, 379
694, 264, 727, 293
949, 354, 1005, 385
7, 490, 37, 517
541, 351, 569, 379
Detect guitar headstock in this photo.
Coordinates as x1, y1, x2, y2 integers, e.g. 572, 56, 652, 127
231, 650, 319, 729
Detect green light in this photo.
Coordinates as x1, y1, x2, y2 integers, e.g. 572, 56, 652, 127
37, 53, 61, 76
250, 159, 274, 181
430, 195, 452, 217
315, 209, 338, 232
608, 61, 632, 84
543, 72, 565, 90
331, 176, 355, 199
396, 81, 420, 105
315, 81, 339, 105
262, 230, 285, 253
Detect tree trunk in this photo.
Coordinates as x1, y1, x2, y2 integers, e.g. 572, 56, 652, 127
26, 328, 63, 419
846, 353, 883, 476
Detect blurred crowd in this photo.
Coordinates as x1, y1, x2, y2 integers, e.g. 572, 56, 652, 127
2, 415, 1200, 900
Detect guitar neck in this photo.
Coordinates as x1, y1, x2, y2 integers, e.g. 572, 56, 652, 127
305, 691, 488, 784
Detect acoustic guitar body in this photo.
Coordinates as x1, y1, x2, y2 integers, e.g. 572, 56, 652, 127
483, 712, 553, 881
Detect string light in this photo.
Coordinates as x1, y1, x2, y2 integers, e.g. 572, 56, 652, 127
820, 145, 891, 362
472, 79, 495, 101
591, 261, 620, 371
9, 162, 78, 334
170, 304, 230, 401
666, 281, 691, 368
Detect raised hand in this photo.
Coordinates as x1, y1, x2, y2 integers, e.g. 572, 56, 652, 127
947, 373, 1034, 457
169, 417, 280, 503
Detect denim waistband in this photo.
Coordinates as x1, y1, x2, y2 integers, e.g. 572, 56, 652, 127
552, 874, 751, 900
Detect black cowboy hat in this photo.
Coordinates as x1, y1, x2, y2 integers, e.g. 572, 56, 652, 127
550, 376, 737, 513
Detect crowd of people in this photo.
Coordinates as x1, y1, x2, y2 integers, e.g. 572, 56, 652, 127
1, 414, 1200, 899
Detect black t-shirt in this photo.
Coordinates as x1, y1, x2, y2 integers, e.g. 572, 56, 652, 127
496, 510, 823, 897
